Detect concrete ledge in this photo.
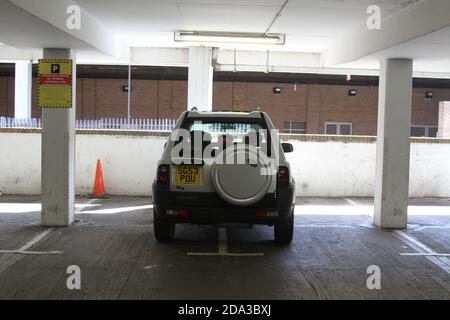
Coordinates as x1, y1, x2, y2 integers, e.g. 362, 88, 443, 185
1, 128, 450, 144
280, 134, 377, 143
0, 128, 171, 137
410, 137, 450, 144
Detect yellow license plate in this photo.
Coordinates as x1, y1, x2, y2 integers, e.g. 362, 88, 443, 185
175, 166, 201, 185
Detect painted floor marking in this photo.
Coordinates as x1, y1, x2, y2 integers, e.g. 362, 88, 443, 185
0, 228, 55, 274
0, 250, 61, 255
395, 230, 450, 275
295, 223, 355, 228
399, 253, 450, 257
0, 198, 97, 274
218, 228, 228, 255
75, 198, 98, 213
187, 227, 264, 257
344, 198, 374, 217
342, 199, 450, 274
411, 225, 450, 232
344, 198, 361, 207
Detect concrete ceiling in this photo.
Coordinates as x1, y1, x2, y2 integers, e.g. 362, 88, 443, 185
1, 0, 450, 77
72, 0, 415, 52
337, 27, 450, 74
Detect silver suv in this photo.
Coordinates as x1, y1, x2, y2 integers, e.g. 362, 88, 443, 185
152, 111, 295, 244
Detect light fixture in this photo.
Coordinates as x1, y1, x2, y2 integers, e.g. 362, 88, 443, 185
425, 91, 433, 99
174, 31, 285, 45
348, 89, 357, 96
273, 87, 282, 94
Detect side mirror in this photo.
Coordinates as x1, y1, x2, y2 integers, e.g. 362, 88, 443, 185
282, 143, 294, 153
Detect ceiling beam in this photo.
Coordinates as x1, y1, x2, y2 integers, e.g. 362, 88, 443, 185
322, 0, 450, 67
1, 0, 129, 59
0, 44, 41, 61
129, 47, 450, 79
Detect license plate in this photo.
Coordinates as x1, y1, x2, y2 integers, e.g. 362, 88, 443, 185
175, 166, 201, 185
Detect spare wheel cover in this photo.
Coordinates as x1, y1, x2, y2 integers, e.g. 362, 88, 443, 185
211, 145, 272, 206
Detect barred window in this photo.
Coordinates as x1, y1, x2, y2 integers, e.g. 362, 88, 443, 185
411, 125, 438, 138
325, 122, 352, 135
283, 121, 306, 134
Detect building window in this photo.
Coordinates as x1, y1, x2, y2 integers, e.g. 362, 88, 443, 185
325, 122, 352, 135
282, 121, 306, 134
411, 125, 438, 138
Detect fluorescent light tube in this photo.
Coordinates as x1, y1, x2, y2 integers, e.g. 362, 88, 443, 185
174, 31, 285, 45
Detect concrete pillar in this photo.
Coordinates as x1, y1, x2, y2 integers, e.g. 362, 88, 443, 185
41, 49, 76, 227
438, 101, 450, 138
14, 61, 32, 119
374, 58, 413, 229
188, 47, 213, 111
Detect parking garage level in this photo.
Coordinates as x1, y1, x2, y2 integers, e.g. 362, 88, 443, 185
0, 196, 449, 300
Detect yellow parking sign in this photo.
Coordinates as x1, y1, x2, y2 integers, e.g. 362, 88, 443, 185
38, 59, 73, 108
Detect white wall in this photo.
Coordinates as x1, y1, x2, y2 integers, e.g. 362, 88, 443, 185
1, 132, 450, 197
409, 143, 450, 197
285, 140, 377, 197
75, 134, 166, 196
0, 132, 166, 196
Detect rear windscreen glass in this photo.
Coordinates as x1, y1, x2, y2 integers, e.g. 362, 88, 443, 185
186, 121, 266, 144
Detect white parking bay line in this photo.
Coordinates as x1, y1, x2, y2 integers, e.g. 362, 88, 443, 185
75, 198, 98, 213
187, 228, 264, 257
218, 228, 227, 255
395, 230, 450, 275
18, 228, 53, 252
187, 252, 264, 257
399, 253, 450, 257
0, 228, 56, 274
0, 250, 61, 255
0, 197, 97, 268
344, 198, 360, 207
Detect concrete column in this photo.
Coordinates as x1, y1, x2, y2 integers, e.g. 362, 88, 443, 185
188, 47, 213, 111
374, 58, 413, 229
14, 61, 32, 119
438, 101, 450, 138
41, 49, 76, 227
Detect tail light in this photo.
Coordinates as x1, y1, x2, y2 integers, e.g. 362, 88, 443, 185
166, 209, 188, 217
157, 164, 170, 184
177, 209, 189, 217
277, 166, 290, 186
255, 210, 267, 218
255, 210, 278, 218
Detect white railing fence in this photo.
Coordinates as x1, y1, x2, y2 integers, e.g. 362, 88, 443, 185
0, 117, 176, 132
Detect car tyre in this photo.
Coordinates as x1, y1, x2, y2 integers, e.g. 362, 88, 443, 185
154, 210, 175, 243
274, 210, 294, 244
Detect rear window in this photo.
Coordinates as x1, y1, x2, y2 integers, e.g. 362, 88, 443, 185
184, 119, 267, 144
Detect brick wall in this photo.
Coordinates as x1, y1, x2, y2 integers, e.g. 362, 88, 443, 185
0, 76, 446, 135
439, 101, 450, 138
0, 77, 14, 117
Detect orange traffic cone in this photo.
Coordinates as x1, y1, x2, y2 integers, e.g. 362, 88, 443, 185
88, 159, 109, 198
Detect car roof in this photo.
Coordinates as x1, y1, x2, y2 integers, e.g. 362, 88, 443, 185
186, 111, 263, 119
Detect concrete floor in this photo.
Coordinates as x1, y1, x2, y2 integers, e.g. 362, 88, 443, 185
0, 195, 449, 300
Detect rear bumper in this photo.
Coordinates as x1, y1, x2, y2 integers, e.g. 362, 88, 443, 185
152, 181, 295, 225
